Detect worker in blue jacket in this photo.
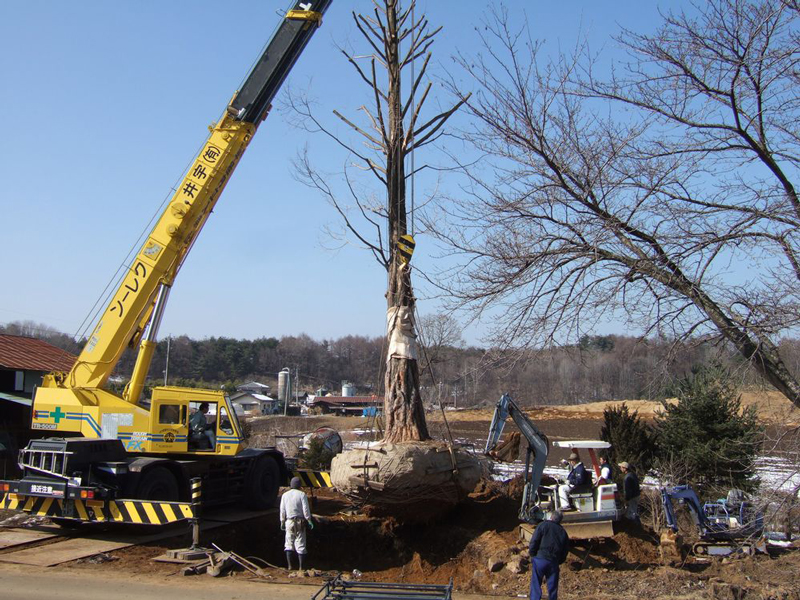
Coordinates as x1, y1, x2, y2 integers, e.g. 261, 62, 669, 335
558, 453, 590, 509
528, 511, 570, 600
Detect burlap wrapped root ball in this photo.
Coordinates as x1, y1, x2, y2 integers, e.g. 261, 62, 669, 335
331, 440, 486, 519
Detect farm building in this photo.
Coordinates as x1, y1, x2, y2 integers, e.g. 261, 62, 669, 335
230, 391, 279, 416
307, 394, 382, 416
0, 335, 76, 477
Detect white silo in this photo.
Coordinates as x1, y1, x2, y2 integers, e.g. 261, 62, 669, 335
279, 368, 293, 406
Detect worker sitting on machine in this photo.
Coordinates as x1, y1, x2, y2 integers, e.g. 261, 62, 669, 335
558, 453, 591, 510
189, 402, 216, 449
596, 455, 613, 486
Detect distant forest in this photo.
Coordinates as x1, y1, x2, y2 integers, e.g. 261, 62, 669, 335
3, 321, 798, 408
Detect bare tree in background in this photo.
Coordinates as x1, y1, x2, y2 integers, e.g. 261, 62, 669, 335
293, 0, 467, 442
418, 312, 464, 377
0, 320, 82, 354
433, 0, 800, 409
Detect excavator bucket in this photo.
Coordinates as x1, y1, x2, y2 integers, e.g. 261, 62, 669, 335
562, 520, 615, 540
659, 529, 685, 562
519, 520, 615, 541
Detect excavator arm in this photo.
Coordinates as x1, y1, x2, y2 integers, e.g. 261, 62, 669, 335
57, 0, 332, 399
485, 394, 549, 522
661, 485, 707, 534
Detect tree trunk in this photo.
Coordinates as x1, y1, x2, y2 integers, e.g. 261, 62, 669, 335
382, 0, 429, 443
384, 262, 429, 443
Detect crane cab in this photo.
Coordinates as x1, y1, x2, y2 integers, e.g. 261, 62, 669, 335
146, 387, 244, 456
31, 385, 243, 457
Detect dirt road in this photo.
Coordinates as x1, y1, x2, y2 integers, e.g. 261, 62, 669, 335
0, 563, 516, 600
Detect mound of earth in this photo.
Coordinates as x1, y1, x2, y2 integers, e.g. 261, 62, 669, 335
427, 389, 798, 425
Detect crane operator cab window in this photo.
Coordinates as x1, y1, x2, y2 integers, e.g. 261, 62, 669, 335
217, 405, 235, 436
158, 404, 185, 425
188, 401, 217, 450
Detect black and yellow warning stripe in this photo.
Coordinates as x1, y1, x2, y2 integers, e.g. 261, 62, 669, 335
0, 493, 193, 525
191, 478, 202, 503
1, 493, 62, 518
396, 234, 415, 264
292, 470, 332, 488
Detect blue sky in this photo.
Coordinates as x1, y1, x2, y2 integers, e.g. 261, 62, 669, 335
0, 1, 681, 346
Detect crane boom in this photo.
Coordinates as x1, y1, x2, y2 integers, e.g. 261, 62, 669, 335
31, 0, 332, 452
61, 1, 332, 397
1, 2, 334, 528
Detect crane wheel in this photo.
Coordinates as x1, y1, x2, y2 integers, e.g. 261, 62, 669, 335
136, 467, 179, 501
244, 455, 280, 509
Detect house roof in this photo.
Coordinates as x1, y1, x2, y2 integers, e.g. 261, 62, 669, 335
309, 395, 381, 406
0, 335, 77, 372
230, 392, 276, 403
237, 381, 270, 392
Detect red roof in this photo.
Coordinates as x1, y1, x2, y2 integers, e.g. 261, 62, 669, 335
0, 335, 77, 372
310, 395, 381, 406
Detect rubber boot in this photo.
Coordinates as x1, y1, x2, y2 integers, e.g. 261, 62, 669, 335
298, 553, 305, 572
285, 550, 294, 570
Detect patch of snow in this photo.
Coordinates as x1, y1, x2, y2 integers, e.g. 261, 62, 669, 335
754, 455, 800, 493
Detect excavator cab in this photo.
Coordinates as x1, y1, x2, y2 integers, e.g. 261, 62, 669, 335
485, 396, 622, 540
535, 441, 621, 539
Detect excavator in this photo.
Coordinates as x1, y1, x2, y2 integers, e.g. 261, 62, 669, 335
0, 0, 333, 526
485, 394, 622, 539
660, 485, 764, 556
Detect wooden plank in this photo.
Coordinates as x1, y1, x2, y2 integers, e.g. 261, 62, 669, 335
0, 537, 127, 566
0, 507, 273, 566
0, 528, 60, 550
0, 526, 180, 566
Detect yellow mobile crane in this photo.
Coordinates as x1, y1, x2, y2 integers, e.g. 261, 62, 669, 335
0, 0, 333, 525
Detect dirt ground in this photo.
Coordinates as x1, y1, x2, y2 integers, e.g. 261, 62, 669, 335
47, 479, 800, 600
437, 390, 800, 425
3, 395, 799, 599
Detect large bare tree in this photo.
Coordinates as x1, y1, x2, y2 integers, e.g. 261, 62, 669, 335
433, 0, 800, 408
293, 0, 466, 442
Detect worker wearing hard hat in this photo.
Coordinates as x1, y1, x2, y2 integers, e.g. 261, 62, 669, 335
279, 477, 315, 572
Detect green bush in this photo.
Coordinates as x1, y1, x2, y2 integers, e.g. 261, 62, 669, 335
299, 437, 335, 471
654, 365, 762, 492
600, 402, 656, 475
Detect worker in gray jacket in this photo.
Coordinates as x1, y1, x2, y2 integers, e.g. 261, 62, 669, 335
528, 511, 570, 600
279, 477, 314, 571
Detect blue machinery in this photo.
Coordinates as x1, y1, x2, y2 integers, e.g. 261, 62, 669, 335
661, 485, 764, 555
